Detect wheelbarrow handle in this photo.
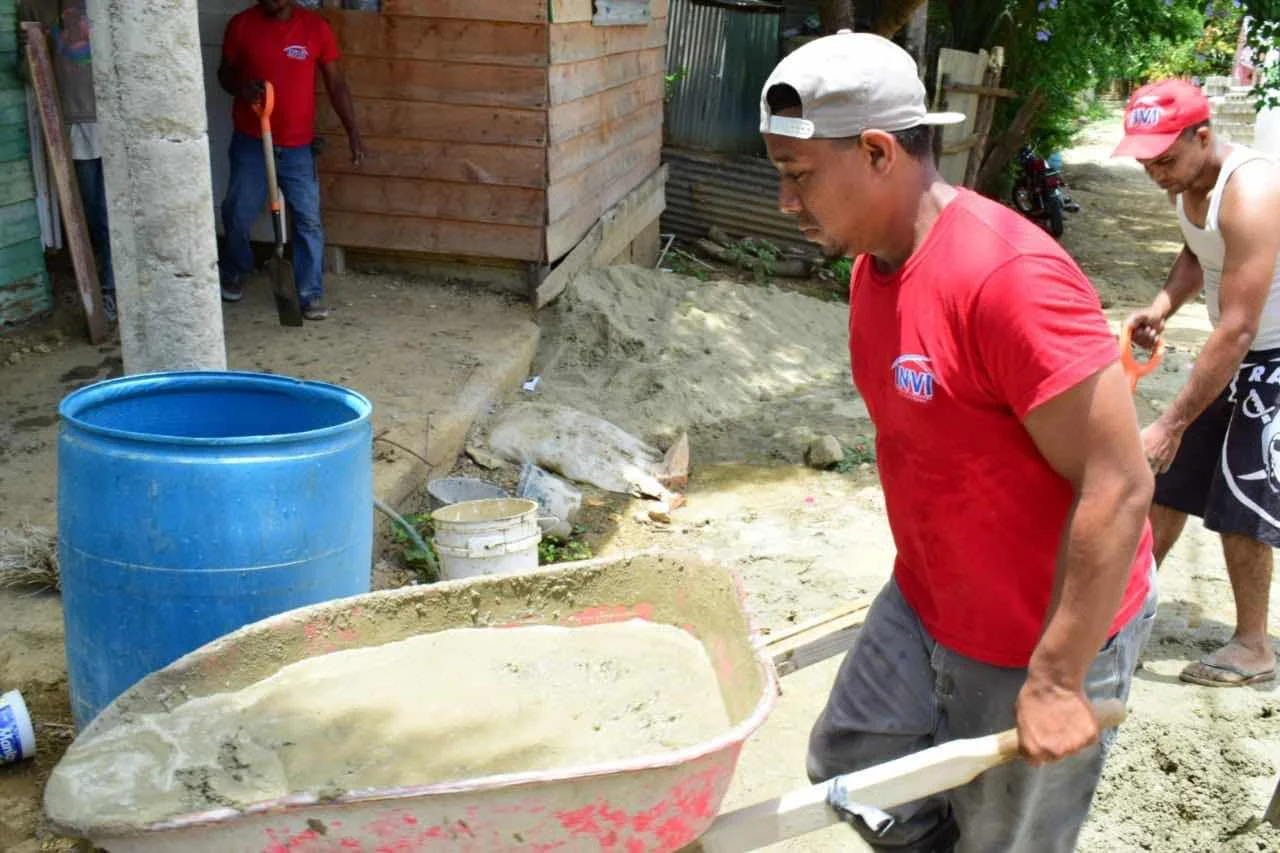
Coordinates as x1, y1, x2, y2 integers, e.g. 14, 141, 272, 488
687, 699, 1127, 852
1120, 321, 1165, 393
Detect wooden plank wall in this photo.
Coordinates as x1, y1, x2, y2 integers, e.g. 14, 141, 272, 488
317, 1, 549, 261
545, 0, 666, 262
0, 0, 49, 328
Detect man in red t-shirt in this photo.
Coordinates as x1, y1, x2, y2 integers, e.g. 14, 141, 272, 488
217, 0, 365, 320
760, 33, 1157, 852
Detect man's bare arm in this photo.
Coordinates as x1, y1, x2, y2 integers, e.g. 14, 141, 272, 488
1128, 244, 1203, 351
1158, 160, 1280, 432
1154, 246, 1205, 318
1017, 361, 1153, 763
216, 57, 237, 97
217, 55, 262, 104
319, 60, 365, 166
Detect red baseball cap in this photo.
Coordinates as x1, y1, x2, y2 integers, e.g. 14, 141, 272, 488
1112, 79, 1212, 159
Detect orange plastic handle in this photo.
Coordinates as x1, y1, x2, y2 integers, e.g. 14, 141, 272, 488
1119, 322, 1165, 393
252, 81, 275, 134
253, 83, 281, 215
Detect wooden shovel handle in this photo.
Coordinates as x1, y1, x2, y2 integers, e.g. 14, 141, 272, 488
990, 697, 1127, 758
254, 82, 282, 217
688, 700, 1127, 852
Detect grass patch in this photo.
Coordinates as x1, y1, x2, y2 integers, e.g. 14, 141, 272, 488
834, 437, 876, 473
539, 526, 594, 565
389, 512, 439, 583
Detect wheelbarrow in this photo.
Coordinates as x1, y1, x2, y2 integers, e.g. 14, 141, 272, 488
45, 553, 1125, 852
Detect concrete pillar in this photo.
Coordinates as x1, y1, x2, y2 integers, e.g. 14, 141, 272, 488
89, 0, 226, 373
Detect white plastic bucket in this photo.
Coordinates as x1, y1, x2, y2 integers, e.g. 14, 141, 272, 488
0, 689, 35, 764
431, 498, 542, 580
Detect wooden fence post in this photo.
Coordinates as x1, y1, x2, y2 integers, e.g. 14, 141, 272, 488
23, 22, 106, 344
964, 47, 1006, 188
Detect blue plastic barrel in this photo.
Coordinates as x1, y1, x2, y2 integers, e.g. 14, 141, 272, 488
57, 371, 373, 729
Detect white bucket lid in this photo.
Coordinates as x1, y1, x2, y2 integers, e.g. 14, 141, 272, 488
0, 689, 35, 763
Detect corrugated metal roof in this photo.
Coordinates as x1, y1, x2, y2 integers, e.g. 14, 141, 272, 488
664, 0, 782, 156
661, 145, 811, 251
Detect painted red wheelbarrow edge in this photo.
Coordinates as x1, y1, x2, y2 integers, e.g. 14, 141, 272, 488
50, 552, 780, 849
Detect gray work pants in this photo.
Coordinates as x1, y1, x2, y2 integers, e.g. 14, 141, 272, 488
807, 571, 1157, 852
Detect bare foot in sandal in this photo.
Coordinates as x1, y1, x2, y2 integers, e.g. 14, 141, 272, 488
1180, 638, 1277, 687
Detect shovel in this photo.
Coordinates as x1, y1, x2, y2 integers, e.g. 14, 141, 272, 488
254, 82, 303, 327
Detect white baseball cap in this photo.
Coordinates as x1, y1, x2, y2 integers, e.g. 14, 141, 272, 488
760, 31, 965, 139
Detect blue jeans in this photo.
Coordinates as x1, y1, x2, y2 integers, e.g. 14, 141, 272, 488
220, 132, 324, 303
808, 570, 1157, 853
74, 157, 114, 294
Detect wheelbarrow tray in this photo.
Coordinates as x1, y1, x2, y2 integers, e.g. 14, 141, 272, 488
47, 551, 777, 853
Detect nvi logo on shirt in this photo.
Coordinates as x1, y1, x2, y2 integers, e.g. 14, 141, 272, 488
892, 354, 935, 402
284, 44, 310, 60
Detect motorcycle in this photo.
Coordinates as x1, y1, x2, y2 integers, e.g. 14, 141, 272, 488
1010, 146, 1078, 238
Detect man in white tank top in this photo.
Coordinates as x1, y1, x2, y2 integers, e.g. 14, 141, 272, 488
1115, 79, 1280, 687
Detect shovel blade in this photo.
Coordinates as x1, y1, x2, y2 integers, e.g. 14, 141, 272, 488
268, 256, 303, 327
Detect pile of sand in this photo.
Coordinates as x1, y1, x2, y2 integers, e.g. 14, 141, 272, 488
1082, 704, 1280, 852
531, 266, 868, 463
45, 621, 730, 831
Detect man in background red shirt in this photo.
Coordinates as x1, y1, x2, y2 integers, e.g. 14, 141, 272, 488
217, 0, 365, 320
760, 32, 1157, 852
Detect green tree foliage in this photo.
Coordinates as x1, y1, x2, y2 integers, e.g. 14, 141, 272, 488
1243, 2, 1280, 109
932, 0, 1238, 163
1146, 2, 1245, 82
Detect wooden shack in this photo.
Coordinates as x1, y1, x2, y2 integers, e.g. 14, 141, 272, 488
201, 0, 668, 304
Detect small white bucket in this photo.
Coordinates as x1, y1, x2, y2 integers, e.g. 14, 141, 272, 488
0, 689, 35, 764
431, 498, 542, 580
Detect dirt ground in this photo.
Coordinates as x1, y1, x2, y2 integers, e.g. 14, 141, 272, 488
0, 270, 536, 527
530, 265, 864, 465
0, 271, 536, 852
1, 112, 1278, 853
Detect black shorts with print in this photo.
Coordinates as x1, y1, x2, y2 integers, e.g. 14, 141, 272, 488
1154, 347, 1280, 548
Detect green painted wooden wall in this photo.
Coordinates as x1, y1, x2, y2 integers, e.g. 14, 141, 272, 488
0, 0, 50, 329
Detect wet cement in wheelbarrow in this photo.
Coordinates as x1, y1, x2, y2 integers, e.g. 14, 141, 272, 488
45, 620, 730, 829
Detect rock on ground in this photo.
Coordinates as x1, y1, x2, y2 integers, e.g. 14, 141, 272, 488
805, 435, 844, 469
